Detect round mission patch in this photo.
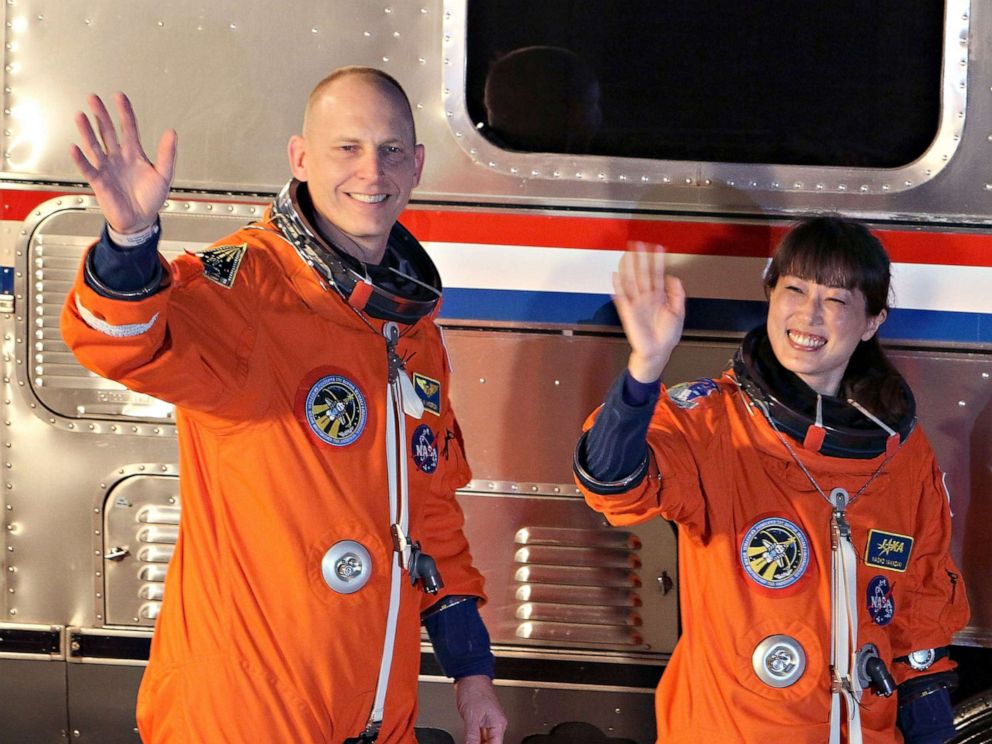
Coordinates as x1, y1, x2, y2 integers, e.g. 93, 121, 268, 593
304, 374, 367, 446
740, 516, 811, 590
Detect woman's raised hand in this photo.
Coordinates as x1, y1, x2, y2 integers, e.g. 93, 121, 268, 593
613, 242, 686, 383
69, 92, 177, 236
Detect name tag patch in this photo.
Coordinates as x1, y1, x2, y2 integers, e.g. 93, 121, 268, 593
865, 529, 914, 573
413, 373, 441, 416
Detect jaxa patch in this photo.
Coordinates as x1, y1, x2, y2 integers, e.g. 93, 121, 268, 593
411, 424, 439, 473
740, 516, 810, 590
667, 378, 719, 410
304, 374, 367, 446
865, 529, 914, 573
867, 575, 895, 626
196, 243, 247, 288
413, 373, 441, 416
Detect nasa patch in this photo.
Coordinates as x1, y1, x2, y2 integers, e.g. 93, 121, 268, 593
867, 575, 895, 626
865, 529, 914, 572
740, 516, 810, 590
411, 424, 438, 473
667, 378, 719, 410
413, 373, 441, 416
304, 374, 367, 446
196, 243, 247, 288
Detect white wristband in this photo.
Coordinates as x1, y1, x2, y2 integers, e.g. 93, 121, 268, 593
108, 222, 159, 248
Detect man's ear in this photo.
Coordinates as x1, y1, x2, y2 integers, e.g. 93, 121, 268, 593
862, 307, 888, 341
288, 135, 307, 181
413, 143, 425, 187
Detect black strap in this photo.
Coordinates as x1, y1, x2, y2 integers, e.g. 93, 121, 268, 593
894, 645, 950, 670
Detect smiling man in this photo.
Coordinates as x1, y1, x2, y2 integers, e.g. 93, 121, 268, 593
61, 67, 506, 744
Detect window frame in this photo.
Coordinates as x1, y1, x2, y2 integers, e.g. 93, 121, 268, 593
441, 0, 970, 196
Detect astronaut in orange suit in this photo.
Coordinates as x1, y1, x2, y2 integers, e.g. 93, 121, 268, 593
573, 219, 968, 743
61, 68, 507, 743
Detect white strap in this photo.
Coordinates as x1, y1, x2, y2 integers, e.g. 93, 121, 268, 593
367, 380, 408, 729
830, 503, 863, 744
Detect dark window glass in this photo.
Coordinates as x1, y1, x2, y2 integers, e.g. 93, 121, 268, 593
467, 1, 944, 167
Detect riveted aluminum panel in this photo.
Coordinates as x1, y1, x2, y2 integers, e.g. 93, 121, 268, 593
0, 657, 68, 742
3, 1, 991, 222
103, 476, 179, 628
66, 662, 143, 743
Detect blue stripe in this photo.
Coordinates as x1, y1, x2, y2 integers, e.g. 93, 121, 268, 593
439, 289, 992, 343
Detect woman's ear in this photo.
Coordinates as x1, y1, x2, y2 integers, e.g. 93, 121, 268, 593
862, 308, 888, 341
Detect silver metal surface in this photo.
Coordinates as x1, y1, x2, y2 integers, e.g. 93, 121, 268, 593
752, 634, 807, 688
0, 1, 985, 222
0, 658, 69, 742
321, 540, 373, 594
0, 2, 990, 737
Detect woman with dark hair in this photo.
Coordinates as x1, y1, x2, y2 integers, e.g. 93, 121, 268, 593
573, 216, 969, 743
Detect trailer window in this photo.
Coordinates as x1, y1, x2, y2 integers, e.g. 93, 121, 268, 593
466, 0, 945, 167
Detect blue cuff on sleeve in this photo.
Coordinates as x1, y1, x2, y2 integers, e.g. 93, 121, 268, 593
422, 597, 495, 680
85, 222, 163, 299
578, 369, 658, 485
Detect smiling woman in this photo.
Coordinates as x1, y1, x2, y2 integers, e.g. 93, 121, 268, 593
573, 215, 968, 743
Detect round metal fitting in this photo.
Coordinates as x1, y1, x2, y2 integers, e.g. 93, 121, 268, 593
752, 634, 806, 688
856, 643, 881, 687
321, 540, 372, 594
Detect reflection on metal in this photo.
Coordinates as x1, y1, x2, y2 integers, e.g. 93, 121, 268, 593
514, 585, 640, 608
516, 603, 640, 627
138, 585, 164, 602
513, 525, 647, 647
516, 527, 641, 550
138, 603, 160, 621
137, 506, 180, 525
514, 546, 641, 570
137, 525, 178, 544
514, 565, 640, 588
517, 621, 643, 646
321, 540, 373, 594
103, 474, 180, 626
752, 635, 806, 688
442, 0, 971, 196
136, 546, 174, 564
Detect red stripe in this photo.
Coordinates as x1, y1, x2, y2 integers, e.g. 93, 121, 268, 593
402, 210, 992, 267
3, 190, 70, 220
3, 189, 990, 268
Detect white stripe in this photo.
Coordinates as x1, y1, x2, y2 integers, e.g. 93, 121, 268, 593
75, 296, 159, 338
425, 242, 992, 314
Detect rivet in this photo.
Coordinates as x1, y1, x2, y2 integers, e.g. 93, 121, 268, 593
958, 400, 967, 407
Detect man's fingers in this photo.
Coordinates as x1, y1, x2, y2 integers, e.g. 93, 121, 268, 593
88, 94, 121, 155
68, 143, 99, 182
73, 110, 105, 166
154, 129, 179, 184
113, 92, 141, 147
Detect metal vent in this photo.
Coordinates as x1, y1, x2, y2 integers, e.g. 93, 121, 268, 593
24, 200, 259, 423
30, 233, 188, 421
103, 475, 180, 627
513, 526, 645, 646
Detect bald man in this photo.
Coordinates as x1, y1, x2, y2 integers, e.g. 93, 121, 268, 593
62, 67, 507, 744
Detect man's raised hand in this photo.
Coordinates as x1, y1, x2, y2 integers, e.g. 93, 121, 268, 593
70, 92, 177, 236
